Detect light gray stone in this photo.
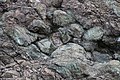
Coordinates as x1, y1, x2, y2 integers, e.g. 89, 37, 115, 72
83, 27, 104, 40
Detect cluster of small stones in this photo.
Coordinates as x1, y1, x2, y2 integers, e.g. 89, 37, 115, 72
0, 0, 120, 80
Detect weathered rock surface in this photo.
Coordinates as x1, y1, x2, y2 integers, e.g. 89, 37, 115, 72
50, 43, 91, 79
1, 0, 120, 79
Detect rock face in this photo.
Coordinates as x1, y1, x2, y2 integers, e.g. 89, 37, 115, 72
1, 0, 120, 80
50, 43, 90, 79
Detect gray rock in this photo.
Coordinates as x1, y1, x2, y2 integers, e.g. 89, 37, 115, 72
23, 44, 49, 60
50, 43, 91, 79
78, 0, 84, 3
108, 60, 120, 76
14, 10, 26, 23
81, 41, 97, 51
53, 10, 75, 26
50, 28, 71, 46
0, 21, 4, 36
51, 0, 63, 8
2, 11, 14, 22
51, 43, 87, 61
0, 0, 6, 2
34, 3, 47, 19
50, 32, 63, 47
36, 38, 56, 55
68, 23, 84, 38
72, 38, 81, 44
0, 21, 3, 27
109, 21, 120, 32
92, 51, 111, 63
91, 60, 120, 80
0, 28, 3, 36
46, 7, 56, 19
48, 64, 72, 79
102, 36, 116, 45
114, 53, 120, 61
58, 28, 71, 43
104, 0, 120, 17
83, 27, 104, 41
28, 19, 51, 34
7, 25, 38, 46
85, 52, 92, 60
50, 57, 90, 79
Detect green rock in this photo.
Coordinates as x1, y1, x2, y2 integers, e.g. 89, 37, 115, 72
24, 44, 49, 60
7, 25, 38, 46
36, 38, 56, 55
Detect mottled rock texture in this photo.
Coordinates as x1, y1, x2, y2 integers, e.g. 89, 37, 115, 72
0, 0, 120, 80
